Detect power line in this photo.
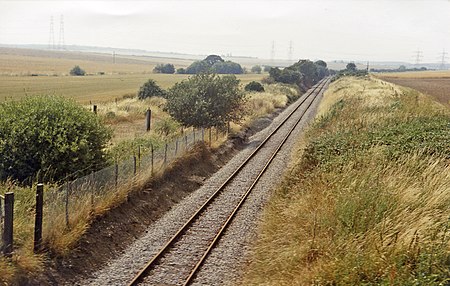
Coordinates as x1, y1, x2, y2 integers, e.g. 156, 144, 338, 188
288, 41, 293, 62
58, 15, 65, 50
48, 16, 55, 50
270, 41, 275, 62
439, 49, 448, 70
414, 50, 423, 65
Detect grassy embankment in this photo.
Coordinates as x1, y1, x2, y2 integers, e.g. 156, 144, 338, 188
0, 80, 297, 284
243, 76, 450, 285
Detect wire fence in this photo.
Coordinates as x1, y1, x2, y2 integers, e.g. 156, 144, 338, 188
43, 127, 225, 232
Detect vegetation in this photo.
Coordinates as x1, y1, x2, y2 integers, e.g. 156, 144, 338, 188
69, 65, 85, 76
251, 65, 262, 74
243, 76, 450, 285
371, 65, 428, 73
166, 73, 245, 128
0, 95, 112, 183
137, 79, 166, 99
153, 63, 175, 74
268, 59, 329, 91
176, 68, 186, 74
185, 55, 244, 74
245, 81, 265, 92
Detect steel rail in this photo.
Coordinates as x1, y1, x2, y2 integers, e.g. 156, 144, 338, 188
128, 77, 330, 286
183, 77, 330, 285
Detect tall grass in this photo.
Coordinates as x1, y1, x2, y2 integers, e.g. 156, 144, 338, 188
243, 76, 450, 285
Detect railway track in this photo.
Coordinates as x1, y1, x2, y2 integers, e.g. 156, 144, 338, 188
128, 77, 331, 286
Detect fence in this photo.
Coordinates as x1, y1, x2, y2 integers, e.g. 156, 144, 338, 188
42, 126, 225, 243
0, 126, 225, 257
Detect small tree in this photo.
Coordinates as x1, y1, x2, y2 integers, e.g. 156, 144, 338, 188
176, 68, 186, 74
346, 62, 357, 71
263, 65, 272, 72
138, 79, 166, 99
153, 63, 175, 74
251, 65, 262, 74
166, 73, 245, 128
0, 95, 111, 182
245, 81, 265, 92
70, 65, 85, 76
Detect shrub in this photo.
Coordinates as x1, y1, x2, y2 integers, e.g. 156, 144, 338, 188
69, 65, 85, 76
153, 63, 175, 74
154, 117, 181, 138
176, 68, 186, 74
0, 95, 112, 182
245, 81, 265, 92
137, 79, 166, 100
251, 65, 262, 74
166, 73, 245, 128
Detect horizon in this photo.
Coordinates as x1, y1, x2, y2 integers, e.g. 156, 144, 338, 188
1, 1, 449, 64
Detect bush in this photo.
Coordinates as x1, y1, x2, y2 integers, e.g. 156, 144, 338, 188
154, 117, 181, 138
69, 65, 85, 76
251, 65, 262, 74
166, 73, 245, 128
245, 81, 265, 92
176, 68, 186, 74
185, 55, 243, 74
0, 95, 112, 182
153, 63, 175, 74
137, 79, 166, 99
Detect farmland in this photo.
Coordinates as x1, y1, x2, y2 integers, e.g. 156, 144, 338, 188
0, 48, 264, 103
377, 70, 450, 106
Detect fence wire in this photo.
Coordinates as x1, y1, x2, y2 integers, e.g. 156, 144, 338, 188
43, 127, 223, 230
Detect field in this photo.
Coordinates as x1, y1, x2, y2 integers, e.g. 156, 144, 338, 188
0, 47, 265, 103
243, 76, 450, 285
377, 70, 450, 106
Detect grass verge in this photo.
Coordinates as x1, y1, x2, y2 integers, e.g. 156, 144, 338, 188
243, 76, 450, 285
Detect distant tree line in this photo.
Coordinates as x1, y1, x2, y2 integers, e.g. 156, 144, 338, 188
370, 65, 428, 73
153, 63, 175, 74
267, 59, 329, 91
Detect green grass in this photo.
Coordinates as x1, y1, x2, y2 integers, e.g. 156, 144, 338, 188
243, 76, 450, 285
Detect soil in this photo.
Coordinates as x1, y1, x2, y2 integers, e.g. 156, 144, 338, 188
29, 109, 283, 286
380, 77, 450, 107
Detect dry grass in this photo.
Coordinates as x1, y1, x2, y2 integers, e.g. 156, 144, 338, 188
243, 76, 450, 285
377, 70, 450, 79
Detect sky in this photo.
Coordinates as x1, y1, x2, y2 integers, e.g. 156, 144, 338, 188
0, 0, 449, 63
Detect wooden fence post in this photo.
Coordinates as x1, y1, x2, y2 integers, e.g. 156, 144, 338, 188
201, 128, 204, 142
175, 139, 178, 156
93, 105, 97, 115
3, 192, 14, 257
133, 156, 137, 175
151, 144, 154, 175
146, 109, 151, 131
65, 184, 70, 229
164, 143, 168, 165
209, 128, 212, 146
115, 162, 119, 188
34, 184, 44, 253
193, 128, 196, 142
185, 135, 188, 150
138, 146, 141, 170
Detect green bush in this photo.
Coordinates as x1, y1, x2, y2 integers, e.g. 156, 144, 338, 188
69, 65, 85, 76
166, 73, 245, 128
0, 95, 112, 182
138, 79, 166, 100
245, 81, 265, 92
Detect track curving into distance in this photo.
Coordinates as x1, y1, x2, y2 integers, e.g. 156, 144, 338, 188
128, 77, 331, 286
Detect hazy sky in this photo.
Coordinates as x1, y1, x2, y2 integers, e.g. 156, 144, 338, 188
1, 0, 449, 63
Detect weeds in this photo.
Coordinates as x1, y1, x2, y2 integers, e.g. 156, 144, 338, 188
243, 76, 450, 285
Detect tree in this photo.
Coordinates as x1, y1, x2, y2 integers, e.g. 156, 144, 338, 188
203, 55, 224, 66
263, 65, 272, 72
153, 63, 175, 74
166, 73, 245, 128
138, 79, 166, 99
245, 81, 265, 92
186, 60, 210, 74
176, 68, 186, 74
211, 61, 244, 74
314, 60, 327, 68
346, 62, 357, 71
269, 67, 302, 85
70, 65, 85, 76
0, 95, 112, 182
251, 65, 262, 74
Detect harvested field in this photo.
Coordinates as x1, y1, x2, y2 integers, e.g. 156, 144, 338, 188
378, 71, 450, 106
